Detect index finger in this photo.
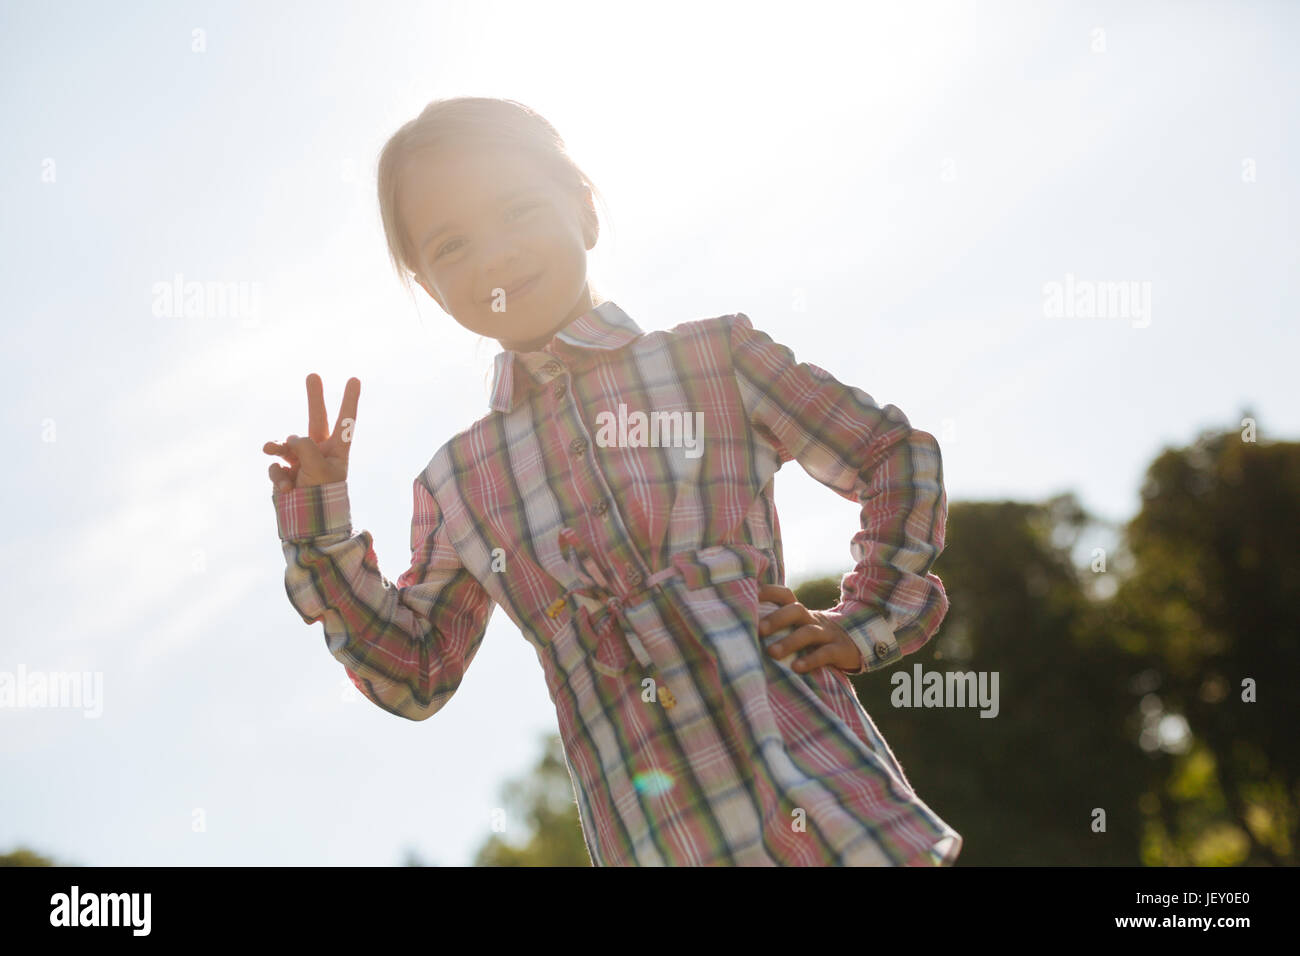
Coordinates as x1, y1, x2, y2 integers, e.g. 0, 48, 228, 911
758, 584, 796, 605
306, 374, 329, 443
333, 377, 361, 445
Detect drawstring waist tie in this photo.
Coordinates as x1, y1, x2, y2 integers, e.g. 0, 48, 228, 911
556, 534, 775, 672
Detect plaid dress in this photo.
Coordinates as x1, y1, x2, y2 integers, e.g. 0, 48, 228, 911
272, 300, 963, 865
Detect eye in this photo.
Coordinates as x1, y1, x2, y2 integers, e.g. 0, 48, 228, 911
435, 202, 539, 260
507, 201, 539, 221
435, 238, 463, 259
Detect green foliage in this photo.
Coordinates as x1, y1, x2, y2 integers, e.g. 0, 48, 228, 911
0, 846, 57, 866
471, 734, 593, 866
1109, 422, 1299, 864
843, 415, 1298, 865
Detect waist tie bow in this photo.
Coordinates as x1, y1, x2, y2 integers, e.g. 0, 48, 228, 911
556, 527, 681, 671
554, 530, 775, 680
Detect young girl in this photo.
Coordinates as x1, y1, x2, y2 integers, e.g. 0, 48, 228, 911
263, 97, 963, 866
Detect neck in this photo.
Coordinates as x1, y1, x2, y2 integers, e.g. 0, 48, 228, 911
502, 287, 596, 352
503, 314, 572, 352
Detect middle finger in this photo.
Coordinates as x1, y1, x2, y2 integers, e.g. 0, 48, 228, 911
759, 603, 812, 635
758, 584, 796, 605
769, 623, 833, 658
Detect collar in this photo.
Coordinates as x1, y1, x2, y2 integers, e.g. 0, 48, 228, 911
487, 300, 643, 413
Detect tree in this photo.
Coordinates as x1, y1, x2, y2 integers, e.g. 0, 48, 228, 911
1102, 416, 1298, 864
472, 733, 592, 866
0, 845, 58, 866
831, 490, 1149, 865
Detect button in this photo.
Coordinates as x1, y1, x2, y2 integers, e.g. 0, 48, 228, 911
592, 498, 609, 516
540, 360, 562, 376
659, 686, 676, 710
570, 437, 588, 456
553, 381, 567, 399
874, 640, 892, 658
626, 568, 644, 587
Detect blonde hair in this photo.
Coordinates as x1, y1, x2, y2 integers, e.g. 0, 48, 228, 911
376, 96, 609, 303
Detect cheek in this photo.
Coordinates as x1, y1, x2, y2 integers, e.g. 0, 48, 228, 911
430, 264, 468, 300
527, 210, 578, 244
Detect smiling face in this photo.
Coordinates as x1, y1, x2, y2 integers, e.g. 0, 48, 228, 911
401, 143, 598, 351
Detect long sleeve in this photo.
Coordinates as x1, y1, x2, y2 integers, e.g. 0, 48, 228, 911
272, 475, 495, 720
726, 312, 950, 676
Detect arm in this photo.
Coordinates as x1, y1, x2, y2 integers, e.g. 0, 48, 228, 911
726, 312, 950, 676
272, 475, 495, 720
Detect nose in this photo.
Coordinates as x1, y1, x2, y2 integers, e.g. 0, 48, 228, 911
481, 233, 525, 296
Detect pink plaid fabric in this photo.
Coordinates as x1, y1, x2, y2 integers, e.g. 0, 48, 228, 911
272, 300, 962, 865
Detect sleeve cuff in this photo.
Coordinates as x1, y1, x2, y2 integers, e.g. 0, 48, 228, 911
821, 604, 900, 675
272, 481, 352, 541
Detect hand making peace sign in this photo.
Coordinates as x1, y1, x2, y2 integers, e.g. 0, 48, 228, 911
263, 374, 361, 495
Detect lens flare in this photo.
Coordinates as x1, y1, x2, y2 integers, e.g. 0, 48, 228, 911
632, 769, 675, 797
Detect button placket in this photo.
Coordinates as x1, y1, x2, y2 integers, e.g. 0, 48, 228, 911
548, 382, 655, 610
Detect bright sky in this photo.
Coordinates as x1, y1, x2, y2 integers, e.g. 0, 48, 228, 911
2, 0, 1296, 866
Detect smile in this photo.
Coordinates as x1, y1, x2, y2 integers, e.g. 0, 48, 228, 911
488, 272, 543, 304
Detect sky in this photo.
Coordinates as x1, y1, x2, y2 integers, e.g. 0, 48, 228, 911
1, 0, 1296, 866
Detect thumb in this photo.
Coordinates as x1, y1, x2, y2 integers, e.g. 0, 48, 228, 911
284, 434, 328, 471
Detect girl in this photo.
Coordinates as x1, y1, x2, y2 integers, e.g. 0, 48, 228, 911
263, 97, 962, 866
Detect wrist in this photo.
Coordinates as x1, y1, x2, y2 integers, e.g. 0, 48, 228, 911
274, 479, 352, 541
816, 605, 898, 675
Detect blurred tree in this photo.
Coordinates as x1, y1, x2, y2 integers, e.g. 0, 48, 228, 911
473, 733, 591, 866
0, 846, 57, 866
1102, 416, 1298, 864
400, 846, 439, 866
830, 491, 1150, 865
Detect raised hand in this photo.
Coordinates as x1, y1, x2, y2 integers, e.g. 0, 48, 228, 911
264, 374, 361, 495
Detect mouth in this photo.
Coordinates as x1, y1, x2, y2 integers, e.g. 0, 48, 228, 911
485, 272, 543, 305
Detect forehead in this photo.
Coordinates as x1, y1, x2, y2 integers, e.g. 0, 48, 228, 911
400, 145, 556, 249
